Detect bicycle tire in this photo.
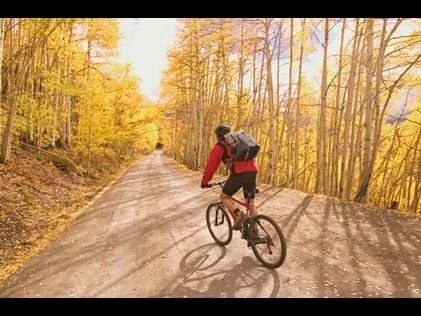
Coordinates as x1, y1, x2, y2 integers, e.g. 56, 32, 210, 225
206, 203, 233, 246
249, 214, 286, 269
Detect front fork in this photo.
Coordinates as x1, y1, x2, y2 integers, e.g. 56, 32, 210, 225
217, 201, 236, 219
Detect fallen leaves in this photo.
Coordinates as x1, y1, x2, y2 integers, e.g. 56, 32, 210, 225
0, 146, 125, 286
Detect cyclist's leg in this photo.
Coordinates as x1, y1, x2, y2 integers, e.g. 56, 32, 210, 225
220, 192, 236, 213
221, 175, 242, 214
242, 172, 258, 217
248, 199, 257, 217
223, 178, 245, 231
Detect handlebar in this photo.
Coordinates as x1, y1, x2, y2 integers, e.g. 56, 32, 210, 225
207, 180, 227, 188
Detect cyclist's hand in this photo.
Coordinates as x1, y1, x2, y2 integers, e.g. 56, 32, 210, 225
201, 183, 211, 188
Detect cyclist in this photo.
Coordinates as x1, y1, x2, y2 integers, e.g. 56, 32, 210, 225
200, 124, 259, 230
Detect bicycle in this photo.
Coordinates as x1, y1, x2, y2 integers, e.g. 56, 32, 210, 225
205, 180, 287, 269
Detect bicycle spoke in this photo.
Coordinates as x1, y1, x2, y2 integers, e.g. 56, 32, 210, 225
206, 203, 232, 246
249, 214, 286, 269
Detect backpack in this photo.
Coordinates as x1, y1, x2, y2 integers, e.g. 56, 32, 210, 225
222, 131, 260, 161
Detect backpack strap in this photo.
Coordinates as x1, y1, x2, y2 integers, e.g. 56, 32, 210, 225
216, 141, 230, 162
216, 141, 236, 174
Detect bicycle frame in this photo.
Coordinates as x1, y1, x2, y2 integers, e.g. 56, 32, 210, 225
228, 196, 250, 217
205, 180, 287, 269
208, 180, 255, 219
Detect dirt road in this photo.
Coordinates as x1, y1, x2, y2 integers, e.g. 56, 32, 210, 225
0, 150, 419, 298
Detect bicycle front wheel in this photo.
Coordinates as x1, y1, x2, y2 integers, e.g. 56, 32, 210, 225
249, 214, 286, 269
206, 203, 233, 246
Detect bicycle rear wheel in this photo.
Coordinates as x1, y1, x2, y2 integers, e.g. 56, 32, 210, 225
249, 214, 286, 269
206, 203, 232, 246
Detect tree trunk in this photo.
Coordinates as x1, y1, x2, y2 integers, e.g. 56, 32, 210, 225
315, 18, 329, 194
0, 18, 4, 139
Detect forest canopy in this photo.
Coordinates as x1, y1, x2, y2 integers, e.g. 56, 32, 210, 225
0, 18, 161, 175
160, 18, 421, 215
0, 18, 420, 215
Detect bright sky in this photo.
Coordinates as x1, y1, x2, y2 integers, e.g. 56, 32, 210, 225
119, 18, 177, 102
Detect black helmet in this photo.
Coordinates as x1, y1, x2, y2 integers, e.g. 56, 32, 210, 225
215, 124, 230, 139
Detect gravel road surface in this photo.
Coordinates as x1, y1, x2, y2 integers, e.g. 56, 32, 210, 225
0, 150, 419, 298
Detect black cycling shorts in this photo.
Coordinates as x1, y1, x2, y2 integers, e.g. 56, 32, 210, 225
222, 172, 257, 199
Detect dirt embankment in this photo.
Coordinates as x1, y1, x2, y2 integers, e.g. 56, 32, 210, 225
0, 146, 127, 285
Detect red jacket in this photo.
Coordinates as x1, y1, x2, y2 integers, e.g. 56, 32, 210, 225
201, 140, 258, 186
